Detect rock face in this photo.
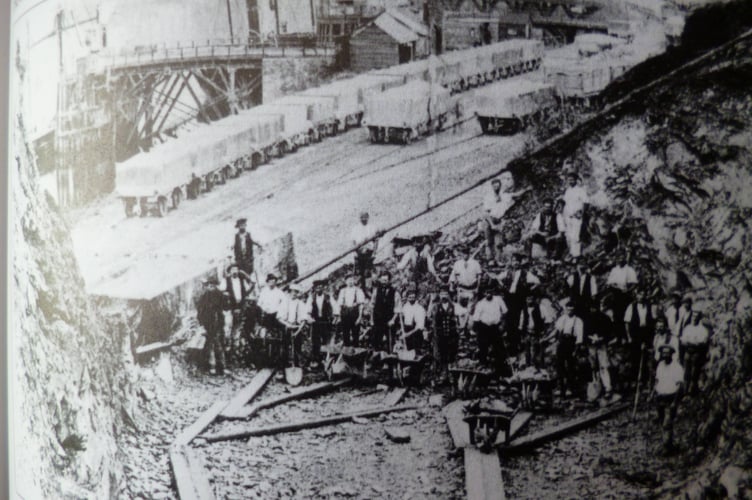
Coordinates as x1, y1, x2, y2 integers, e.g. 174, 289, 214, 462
10, 117, 136, 498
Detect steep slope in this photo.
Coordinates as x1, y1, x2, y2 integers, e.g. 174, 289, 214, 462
10, 116, 137, 498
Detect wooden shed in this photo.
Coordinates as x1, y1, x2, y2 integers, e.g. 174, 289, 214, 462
349, 9, 429, 73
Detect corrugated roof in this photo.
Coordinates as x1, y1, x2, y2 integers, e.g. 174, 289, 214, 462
356, 9, 427, 44
387, 8, 429, 37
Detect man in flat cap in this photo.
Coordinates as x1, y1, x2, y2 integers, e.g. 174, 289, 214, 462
197, 276, 226, 375
431, 286, 460, 383
351, 211, 383, 290
234, 218, 263, 277
654, 344, 684, 452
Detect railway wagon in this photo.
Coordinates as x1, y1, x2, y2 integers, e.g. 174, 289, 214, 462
298, 74, 405, 130
273, 95, 338, 138
116, 113, 283, 216
251, 102, 316, 154
475, 80, 558, 135
215, 111, 285, 169
544, 56, 612, 99
363, 79, 455, 144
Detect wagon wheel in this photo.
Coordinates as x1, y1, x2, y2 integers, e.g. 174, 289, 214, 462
156, 197, 168, 217
123, 198, 136, 217
171, 188, 182, 209
139, 197, 149, 217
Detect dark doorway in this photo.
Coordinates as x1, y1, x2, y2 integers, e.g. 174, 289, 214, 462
434, 24, 443, 54
398, 43, 412, 63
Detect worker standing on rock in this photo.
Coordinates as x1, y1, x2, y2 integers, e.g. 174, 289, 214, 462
517, 293, 546, 368
351, 212, 382, 290
471, 284, 508, 373
197, 276, 226, 376
606, 253, 639, 339
654, 344, 684, 453
526, 197, 566, 260
449, 245, 482, 302
549, 300, 584, 399
483, 174, 530, 264
680, 312, 709, 396
220, 264, 254, 362
337, 273, 366, 347
234, 218, 262, 277
398, 288, 427, 352
492, 252, 540, 353
566, 257, 598, 318
562, 172, 589, 257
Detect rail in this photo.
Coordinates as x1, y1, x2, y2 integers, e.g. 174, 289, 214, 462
100, 39, 335, 70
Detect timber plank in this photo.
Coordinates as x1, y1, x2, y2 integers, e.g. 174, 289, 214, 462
224, 378, 352, 420
499, 403, 629, 453
173, 401, 227, 447
170, 445, 215, 500
135, 341, 174, 356
443, 400, 471, 448
499, 411, 533, 445
383, 387, 408, 407
464, 448, 506, 500
218, 368, 274, 419
202, 404, 419, 443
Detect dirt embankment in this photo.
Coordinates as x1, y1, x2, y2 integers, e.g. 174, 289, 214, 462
10, 116, 138, 498
501, 4, 752, 495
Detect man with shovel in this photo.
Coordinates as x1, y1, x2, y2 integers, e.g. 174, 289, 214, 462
280, 284, 311, 384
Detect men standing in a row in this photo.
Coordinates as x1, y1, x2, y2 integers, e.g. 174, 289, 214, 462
449, 246, 482, 301
307, 280, 338, 367
234, 218, 262, 276
337, 273, 366, 347
471, 285, 508, 373
197, 276, 226, 375
562, 172, 589, 257
371, 271, 400, 352
351, 211, 381, 290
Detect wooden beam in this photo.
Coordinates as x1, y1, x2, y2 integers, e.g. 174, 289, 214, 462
203, 404, 420, 443
383, 387, 408, 407
505, 411, 533, 444
170, 445, 215, 500
173, 401, 227, 447
134, 340, 174, 356
218, 368, 274, 419
222, 378, 352, 420
464, 448, 506, 500
443, 400, 471, 448
499, 403, 629, 453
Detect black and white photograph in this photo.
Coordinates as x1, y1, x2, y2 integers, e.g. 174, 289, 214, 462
6, 0, 752, 498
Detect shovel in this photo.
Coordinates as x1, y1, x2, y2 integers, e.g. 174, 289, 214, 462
284, 324, 306, 386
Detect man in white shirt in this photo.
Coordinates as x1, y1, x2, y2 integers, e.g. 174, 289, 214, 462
653, 317, 679, 363
551, 300, 584, 397
397, 238, 438, 283
337, 273, 366, 347
663, 292, 683, 337
562, 172, 588, 257
680, 312, 709, 395
398, 289, 427, 352
256, 273, 288, 366
471, 286, 508, 370
606, 254, 639, 336
483, 175, 531, 263
492, 252, 540, 344
280, 285, 311, 367
654, 344, 684, 451
351, 212, 382, 289
449, 246, 482, 301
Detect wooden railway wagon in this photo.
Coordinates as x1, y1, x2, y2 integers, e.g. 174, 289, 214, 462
116, 113, 285, 217
475, 79, 558, 135
251, 102, 317, 154
363, 80, 456, 144
298, 74, 405, 130
273, 95, 338, 140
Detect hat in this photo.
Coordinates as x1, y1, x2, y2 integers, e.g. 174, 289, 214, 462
658, 344, 675, 355
289, 284, 303, 293
266, 273, 278, 281
205, 275, 219, 285
235, 218, 247, 228
360, 211, 369, 217
682, 295, 693, 304
312, 279, 326, 287
227, 263, 238, 273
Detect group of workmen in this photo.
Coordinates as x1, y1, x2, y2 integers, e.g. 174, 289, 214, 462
195, 171, 710, 452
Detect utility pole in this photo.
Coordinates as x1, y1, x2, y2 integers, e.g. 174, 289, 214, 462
226, 0, 235, 42
55, 9, 68, 207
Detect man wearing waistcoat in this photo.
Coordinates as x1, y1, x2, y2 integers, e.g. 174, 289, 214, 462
517, 294, 546, 368
493, 252, 540, 354
220, 264, 254, 362
550, 300, 584, 398
527, 198, 565, 260
566, 257, 598, 317
432, 287, 459, 383
234, 218, 262, 276
197, 276, 226, 375
624, 287, 657, 385
337, 273, 366, 347
371, 271, 401, 352
307, 280, 339, 367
